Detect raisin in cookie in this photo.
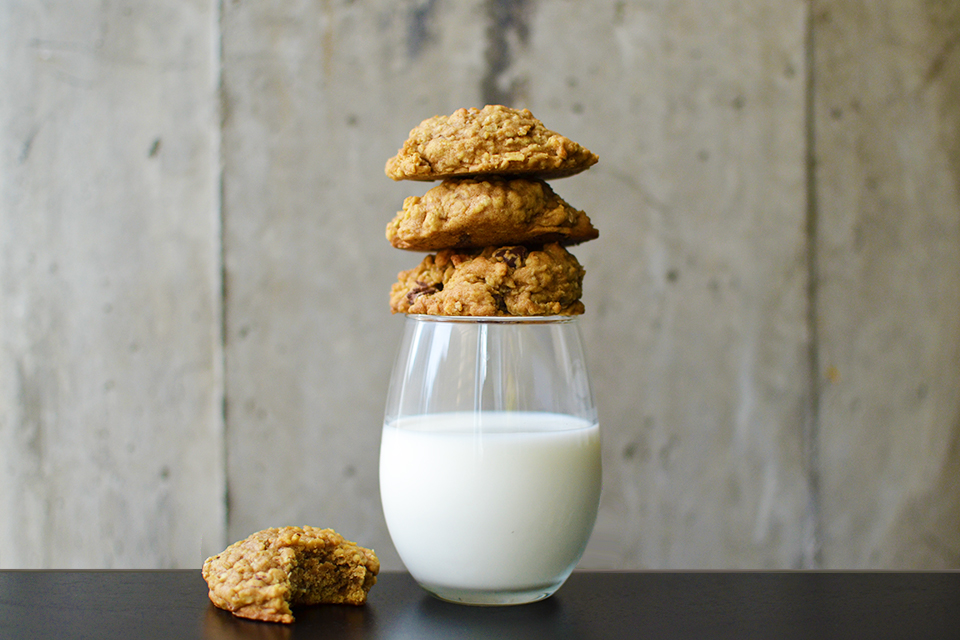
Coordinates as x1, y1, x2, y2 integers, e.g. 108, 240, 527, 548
386, 177, 598, 251
202, 526, 379, 623
390, 243, 585, 316
385, 105, 598, 181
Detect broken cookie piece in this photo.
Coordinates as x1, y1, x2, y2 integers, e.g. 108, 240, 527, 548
386, 177, 599, 251
202, 526, 379, 623
385, 105, 598, 181
390, 242, 585, 317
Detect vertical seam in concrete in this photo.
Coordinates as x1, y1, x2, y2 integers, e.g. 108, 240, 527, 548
215, 0, 229, 550
480, 0, 532, 106
803, 1, 824, 570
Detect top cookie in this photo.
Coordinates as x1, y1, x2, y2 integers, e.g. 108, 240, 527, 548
385, 105, 598, 181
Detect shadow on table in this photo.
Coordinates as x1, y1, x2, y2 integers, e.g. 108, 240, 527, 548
381, 594, 583, 640
202, 606, 294, 640
200, 587, 583, 639
204, 601, 377, 640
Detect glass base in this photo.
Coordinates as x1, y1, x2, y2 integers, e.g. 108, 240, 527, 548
419, 580, 564, 606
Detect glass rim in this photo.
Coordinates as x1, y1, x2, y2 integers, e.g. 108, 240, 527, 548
402, 313, 581, 325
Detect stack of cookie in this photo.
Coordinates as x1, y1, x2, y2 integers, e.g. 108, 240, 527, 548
384, 105, 599, 317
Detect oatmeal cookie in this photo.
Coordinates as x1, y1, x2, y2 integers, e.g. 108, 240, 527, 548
202, 526, 379, 624
390, 242, 585, 316
385, 105, 598, 181
386, 177, 599, 251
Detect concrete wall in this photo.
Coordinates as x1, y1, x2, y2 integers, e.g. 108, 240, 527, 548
2, 0, 958, 569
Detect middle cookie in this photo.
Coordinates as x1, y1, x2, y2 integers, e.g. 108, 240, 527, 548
386, 177, 599, 251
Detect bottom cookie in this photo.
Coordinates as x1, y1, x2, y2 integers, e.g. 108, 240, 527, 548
390, 242, 585, 317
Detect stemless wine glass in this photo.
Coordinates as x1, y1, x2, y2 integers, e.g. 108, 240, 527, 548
379, 314, 601, 606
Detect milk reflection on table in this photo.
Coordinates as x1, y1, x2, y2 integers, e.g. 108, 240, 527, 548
379, 410, 601, 597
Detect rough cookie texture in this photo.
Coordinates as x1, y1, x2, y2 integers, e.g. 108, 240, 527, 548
386, 177, 599, 251
385, 105, 598, 181
390, 243, 585, 316
202, 526, 380, 624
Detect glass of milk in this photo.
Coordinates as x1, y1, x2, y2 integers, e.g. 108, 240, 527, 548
380, 315, 601, 605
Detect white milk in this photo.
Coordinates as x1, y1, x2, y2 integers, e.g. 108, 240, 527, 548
379, 411, 601, 594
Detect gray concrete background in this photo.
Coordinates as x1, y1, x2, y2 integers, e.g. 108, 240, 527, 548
1, 0, 958, 569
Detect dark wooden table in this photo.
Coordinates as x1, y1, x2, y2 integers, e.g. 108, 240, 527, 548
2, 570, 959, 639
